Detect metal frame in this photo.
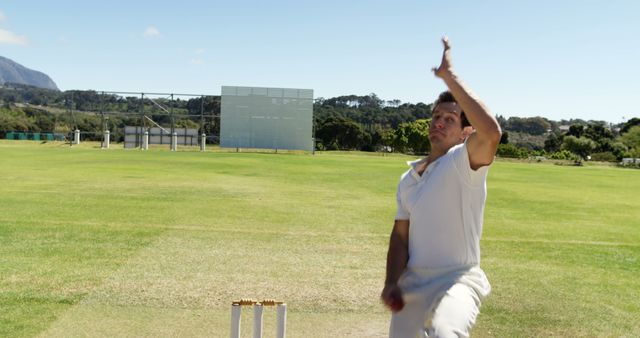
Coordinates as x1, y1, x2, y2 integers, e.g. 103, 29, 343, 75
65, 90, 219, 149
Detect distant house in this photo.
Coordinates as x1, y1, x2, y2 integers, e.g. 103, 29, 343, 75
559, 125, 571, 132
621, 158, 640, 164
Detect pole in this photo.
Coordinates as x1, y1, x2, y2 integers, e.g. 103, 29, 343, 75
200, 96, 205, 149
230, 304, 241, 338
139, 93, 145, 149
68, 91, 77, 147
103, 130, 110, 149
253, 303, 263, 338
143, 131, 149, 150
200, 95, 205, 137
312, 116, 316, 155
171, 132, 177, 151
276, 303, 287, 338
100, 91, 105, 147
170, 94, 175, 150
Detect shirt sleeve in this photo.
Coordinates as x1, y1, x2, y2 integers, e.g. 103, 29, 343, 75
452, 141, 490, 187
394, 176, 410, 220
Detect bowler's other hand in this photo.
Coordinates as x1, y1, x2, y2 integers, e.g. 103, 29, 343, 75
381, 284, 405, 312
432, 36, 454, 79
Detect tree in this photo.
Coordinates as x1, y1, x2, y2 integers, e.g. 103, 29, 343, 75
24, 107, 55, 131
314, 94, 432, 129
584, 123, 613, 141
561, 135, 596, 160
315, 116, 368, 150
185, 96, 220, 116
386, 119, 432, 154
621, 117, 640, 134
544, 132, 563, 153
583, 123, 615, 153
620, 126, 640, 158
361, 93, 384, 109
506, 116, 550, 135
567, 124, 585, 138
362, 124, 393, 152
175, 119, 199, 129
390, 120, 431, 154
390, 125, 409, 153
0, 107, 34, 131
403, 119, 431, 154
499, 131, 509, 144
495, 115, 507, 130
386, 99, 401, 108
610, 141, 629, 160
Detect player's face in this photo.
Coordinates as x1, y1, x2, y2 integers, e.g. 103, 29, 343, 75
429, 102, 464, 149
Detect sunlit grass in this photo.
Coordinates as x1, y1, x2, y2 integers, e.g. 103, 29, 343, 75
0, 140, 638, 337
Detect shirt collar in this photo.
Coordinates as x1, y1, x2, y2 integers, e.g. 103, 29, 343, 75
407, 157, 440, 180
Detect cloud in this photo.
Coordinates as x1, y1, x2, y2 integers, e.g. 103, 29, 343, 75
190, 58, 203, 65
194, 48, 205, 55
0, 29, 28, 46
0, 11, 6, 22
143, 26, 160, 38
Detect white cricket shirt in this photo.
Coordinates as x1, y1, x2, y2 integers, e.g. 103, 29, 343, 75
395, 142, 490, 270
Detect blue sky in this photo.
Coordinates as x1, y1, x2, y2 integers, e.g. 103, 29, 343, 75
1, 0, 638, 123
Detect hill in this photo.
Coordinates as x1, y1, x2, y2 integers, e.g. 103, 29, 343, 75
0, 56, 59, 91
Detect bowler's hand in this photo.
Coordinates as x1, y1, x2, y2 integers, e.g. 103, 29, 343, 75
381, 284, 405, 312
432, 36, 454, 79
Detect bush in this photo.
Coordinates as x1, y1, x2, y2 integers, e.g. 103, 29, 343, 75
561, 135, 596, 160
590, 152, 617, 162
549, 150, 577, 160
530, 150, 547, 157
619, 161, 640, 169
496, 144, 529, 158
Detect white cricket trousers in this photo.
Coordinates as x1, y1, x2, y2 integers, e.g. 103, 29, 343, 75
389, 265, 490, 338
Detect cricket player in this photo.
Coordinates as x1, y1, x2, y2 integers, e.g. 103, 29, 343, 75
381, 37, 502, 337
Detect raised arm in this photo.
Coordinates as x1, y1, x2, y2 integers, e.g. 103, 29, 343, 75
432, 37, 502, 170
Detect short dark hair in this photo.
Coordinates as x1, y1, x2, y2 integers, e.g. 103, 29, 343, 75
433, 91, 471, 128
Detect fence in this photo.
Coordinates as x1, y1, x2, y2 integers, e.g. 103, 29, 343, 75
4, 131, 66, 141
123, 126, 199, 149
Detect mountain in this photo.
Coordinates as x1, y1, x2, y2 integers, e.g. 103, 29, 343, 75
0, 56, 59, 91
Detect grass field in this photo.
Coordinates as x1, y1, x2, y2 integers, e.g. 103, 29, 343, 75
1, 140, 639, 337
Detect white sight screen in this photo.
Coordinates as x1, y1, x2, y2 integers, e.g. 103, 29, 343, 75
220, 86, 313, 151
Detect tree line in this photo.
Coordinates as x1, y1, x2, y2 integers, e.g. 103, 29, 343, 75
312, 94, 639, 164
1, 84, 639, 164
0, 83, 220, 142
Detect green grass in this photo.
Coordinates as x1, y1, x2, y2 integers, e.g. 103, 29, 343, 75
0, 140, 638, 337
